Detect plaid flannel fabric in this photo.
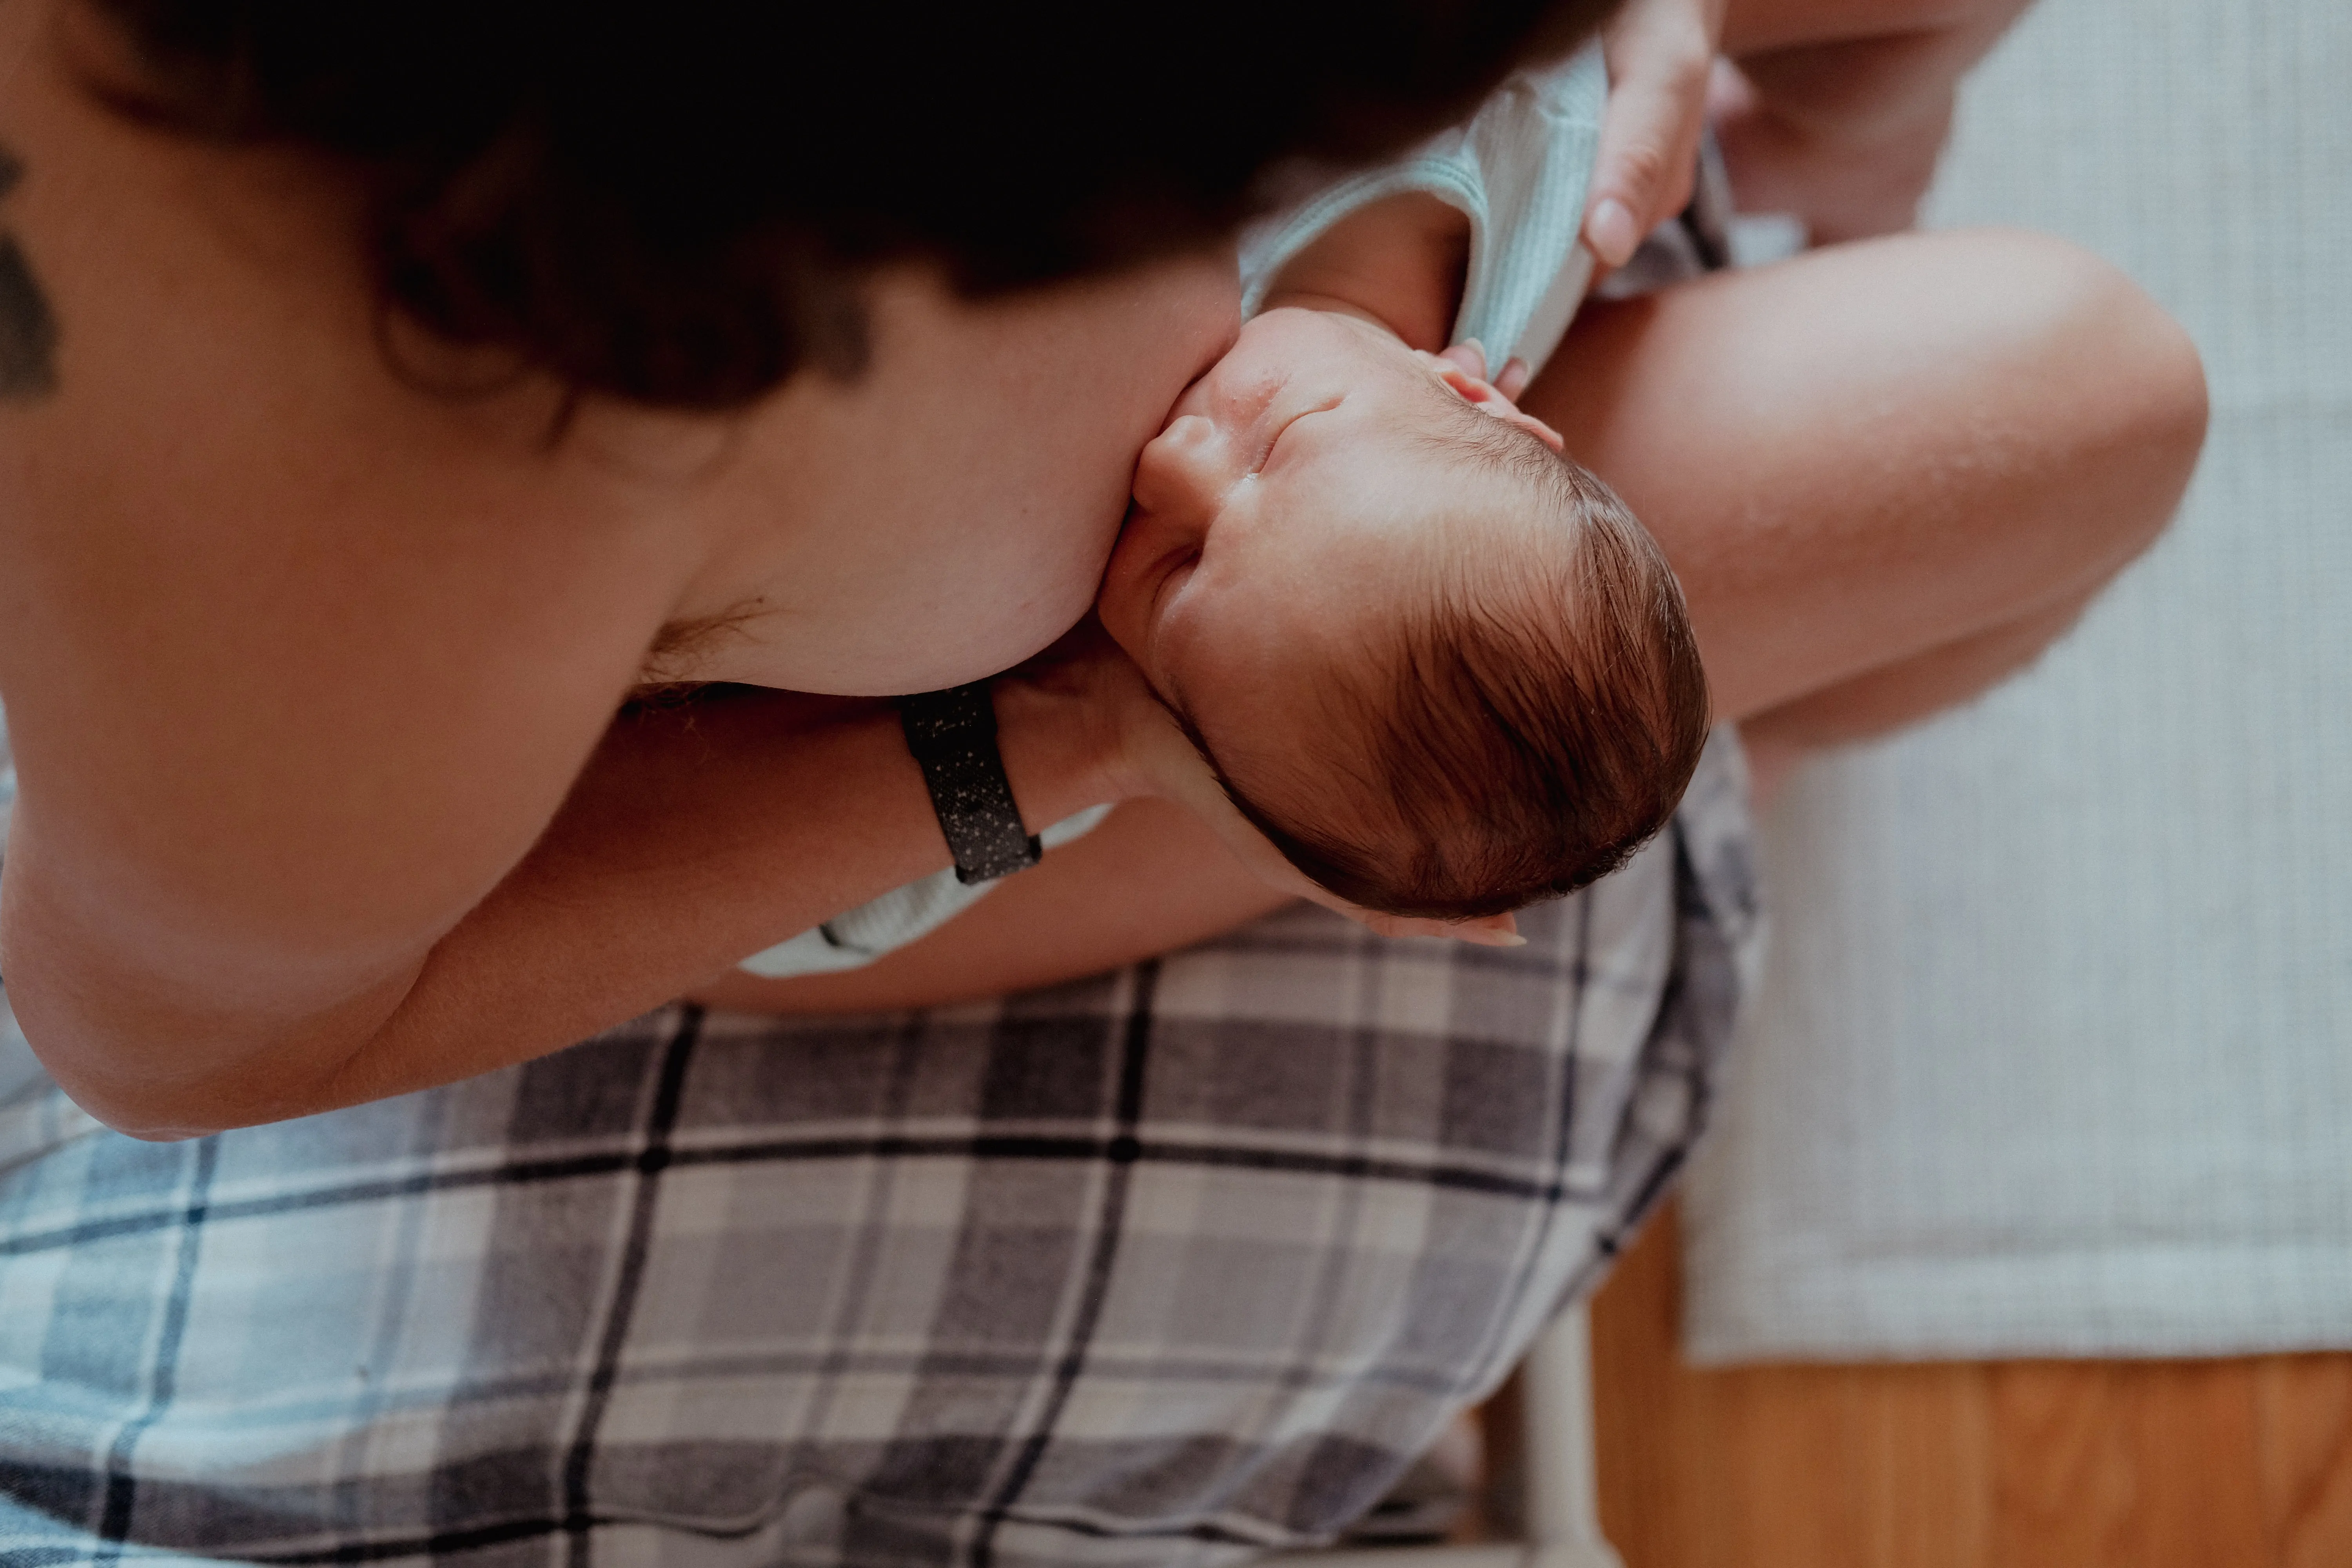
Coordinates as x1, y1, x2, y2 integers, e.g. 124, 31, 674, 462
0, 733, 1755, 1568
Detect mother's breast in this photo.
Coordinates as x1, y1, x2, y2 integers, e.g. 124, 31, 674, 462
676, 252, 1242, 696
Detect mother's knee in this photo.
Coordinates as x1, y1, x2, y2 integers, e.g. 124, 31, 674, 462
1943, 228, 2207, 567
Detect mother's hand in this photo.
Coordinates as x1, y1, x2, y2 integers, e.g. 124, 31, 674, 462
1583, 0, 1730, 268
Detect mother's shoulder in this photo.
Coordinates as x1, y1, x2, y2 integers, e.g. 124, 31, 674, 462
0, 9, 711, 976
0, 5, 701, 655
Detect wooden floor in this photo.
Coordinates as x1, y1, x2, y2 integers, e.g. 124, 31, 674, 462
1586, 1203, 2352, 1568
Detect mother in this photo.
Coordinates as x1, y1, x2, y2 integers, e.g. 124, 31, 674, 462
0, 0, 2202, 1561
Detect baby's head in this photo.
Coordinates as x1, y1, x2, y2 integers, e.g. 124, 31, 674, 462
1098, 308, 1710, 920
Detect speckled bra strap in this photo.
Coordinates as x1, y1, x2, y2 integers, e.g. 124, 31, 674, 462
896, 680, 1042, 885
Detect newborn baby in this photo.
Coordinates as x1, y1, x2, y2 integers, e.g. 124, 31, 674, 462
737, 47, 1702, 976
1096, 302, 1710, 922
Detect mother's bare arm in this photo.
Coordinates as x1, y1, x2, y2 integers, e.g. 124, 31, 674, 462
0, 53, 1142, 1137
691, 798, 1290, 1015
0, 316, 1126, 1139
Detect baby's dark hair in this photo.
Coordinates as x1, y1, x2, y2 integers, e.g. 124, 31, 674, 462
1215, 411, 1711, 920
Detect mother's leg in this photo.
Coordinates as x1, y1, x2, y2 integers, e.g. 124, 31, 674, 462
1714, 0, 2042, 242
1526, 226, 2206, 793
0, 818, 1739, 1562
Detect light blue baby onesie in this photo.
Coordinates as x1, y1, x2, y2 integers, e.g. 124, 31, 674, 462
1240, 40, 1605, 371
737, 41, 1606, 980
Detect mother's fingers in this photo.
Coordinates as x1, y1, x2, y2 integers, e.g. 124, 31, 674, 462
1585, 0, 1728, 267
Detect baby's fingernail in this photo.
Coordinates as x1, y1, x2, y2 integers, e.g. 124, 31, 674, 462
1588, 198, 1641, 269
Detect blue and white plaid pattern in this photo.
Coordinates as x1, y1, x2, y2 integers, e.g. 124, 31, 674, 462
0, 733, 1754, 1568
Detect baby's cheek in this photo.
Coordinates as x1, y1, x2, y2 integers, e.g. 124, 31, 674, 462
1154, 633, 1209, 704
1093, 536, 1162, 664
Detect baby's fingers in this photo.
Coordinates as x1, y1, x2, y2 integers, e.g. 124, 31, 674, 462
1345, 909, 1526, 948
1436, 340, 1491, 380
1446, 914, 1525, 948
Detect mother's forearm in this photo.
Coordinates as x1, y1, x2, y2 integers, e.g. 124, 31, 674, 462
24, 683, 1122, 1137
691, 797, 1291, 1016
337, 685, 1133, 1114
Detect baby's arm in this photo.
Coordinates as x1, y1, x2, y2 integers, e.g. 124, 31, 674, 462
1255, 191, 1470, 356
1256, 193, 1534, 401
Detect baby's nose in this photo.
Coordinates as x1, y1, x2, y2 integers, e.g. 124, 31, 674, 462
1156, 412, 1218, 459
1132, 414, 1228, 519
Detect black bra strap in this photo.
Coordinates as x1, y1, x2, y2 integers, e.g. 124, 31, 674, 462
895, 682, 1042, 885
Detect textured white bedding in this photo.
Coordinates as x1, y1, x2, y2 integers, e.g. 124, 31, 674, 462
1682, 0, 2352, 1362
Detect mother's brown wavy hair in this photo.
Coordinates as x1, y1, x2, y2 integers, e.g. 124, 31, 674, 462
84, 0, 1613, 409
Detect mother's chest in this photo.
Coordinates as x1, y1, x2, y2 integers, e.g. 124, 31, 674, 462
669, 260, 1241, 696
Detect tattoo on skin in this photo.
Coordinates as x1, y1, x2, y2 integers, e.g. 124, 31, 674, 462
0, 142, 60, 400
